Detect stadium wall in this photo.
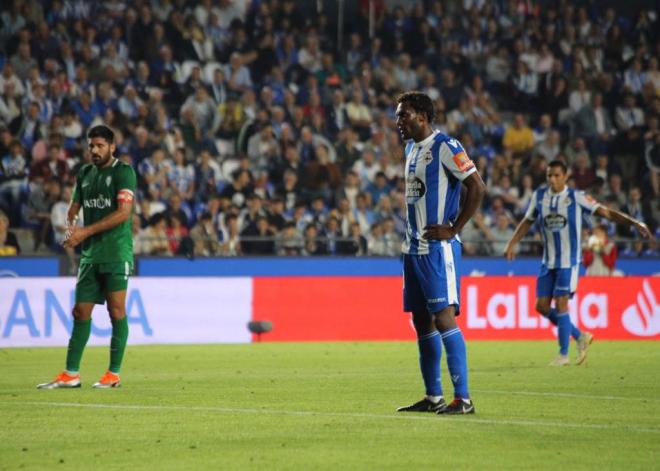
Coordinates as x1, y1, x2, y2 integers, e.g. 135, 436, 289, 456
1, 256, 659, 276
1, 276, 657, 347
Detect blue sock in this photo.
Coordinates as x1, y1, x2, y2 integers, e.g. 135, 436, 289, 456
556, 312, 571, 355
547, 308, 581, 340
441, 327, 469, 399
417, 331, 442, 397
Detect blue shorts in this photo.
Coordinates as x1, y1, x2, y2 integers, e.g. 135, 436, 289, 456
536, 265, 579, 299
403, 239, 461, 314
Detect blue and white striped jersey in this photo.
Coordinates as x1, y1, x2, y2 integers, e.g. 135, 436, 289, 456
525, 186, 600, 269
403, 130, 476, 255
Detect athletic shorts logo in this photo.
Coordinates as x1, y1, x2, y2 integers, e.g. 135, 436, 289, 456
543, 213, 567, 231
406, 175, 426, 204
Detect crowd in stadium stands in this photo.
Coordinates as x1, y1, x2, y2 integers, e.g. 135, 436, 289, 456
0, 0, 658, 260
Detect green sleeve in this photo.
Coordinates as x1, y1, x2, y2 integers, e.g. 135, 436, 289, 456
116, 164, 137, 194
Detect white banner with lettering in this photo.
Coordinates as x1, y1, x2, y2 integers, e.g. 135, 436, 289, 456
0, 277, 253, 347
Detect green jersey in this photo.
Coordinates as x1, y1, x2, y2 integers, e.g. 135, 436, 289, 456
72, 159, 137, 264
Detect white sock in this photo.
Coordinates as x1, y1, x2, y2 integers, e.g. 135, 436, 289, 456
425, 395, 443, 404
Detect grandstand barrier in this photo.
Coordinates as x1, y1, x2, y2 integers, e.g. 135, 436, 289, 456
1, 256, 658, 277
1, 276, 657, 347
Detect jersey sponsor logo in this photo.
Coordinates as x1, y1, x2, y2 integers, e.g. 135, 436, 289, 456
83, 196, 112, 209
543, 213, 567, 231
452, 151, 474, 172
406, 175, 426, 203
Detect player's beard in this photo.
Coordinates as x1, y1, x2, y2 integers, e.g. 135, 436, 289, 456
91, 149, 113, 167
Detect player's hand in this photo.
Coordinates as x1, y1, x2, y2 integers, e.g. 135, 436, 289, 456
423, 224, 457, 241
504, 242, 516, 261
635, 221, 652, 239
63, 226, 89, 248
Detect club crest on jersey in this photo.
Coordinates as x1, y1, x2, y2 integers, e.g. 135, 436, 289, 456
422, 151, 433, 164
406, 175, 426, 204
543, 213, 567, 231
105, 176, 112, 187
452, 151, 474, 172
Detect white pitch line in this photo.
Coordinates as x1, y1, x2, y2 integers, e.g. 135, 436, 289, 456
472, 389, 658, 402
1, 401, 659, 434
1, 388, 657, 403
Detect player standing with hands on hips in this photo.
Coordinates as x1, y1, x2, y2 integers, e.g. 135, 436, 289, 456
504, 160, 651, 365
38, 125, 137, 389
395, 92, 486, 415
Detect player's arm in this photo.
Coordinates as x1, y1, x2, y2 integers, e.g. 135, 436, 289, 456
67, 202, 81, 227
423, 141, 486, 240
63, 199, 132, 248
64, 166, 136, 248
423, 172, 486, 240
504, 218, 534, 261
593, 206, 652, 239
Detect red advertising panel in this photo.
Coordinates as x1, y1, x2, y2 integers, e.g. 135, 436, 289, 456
459, 276, 660, 340
253, 276, 659, 342
252, 277, 416, 341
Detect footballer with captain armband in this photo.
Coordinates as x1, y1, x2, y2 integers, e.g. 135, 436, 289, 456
395, 92, 486, 415
38, 125, 137, 389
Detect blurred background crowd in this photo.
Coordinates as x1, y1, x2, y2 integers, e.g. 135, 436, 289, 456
0, 0, 658, 265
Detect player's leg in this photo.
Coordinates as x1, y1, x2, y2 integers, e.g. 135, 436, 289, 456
552, 294, 572, 364
432, 305, 473, 414
38, 264, 102, 389
432, 241, 473, 414
565, 266, 593, 364
93, 263, 130, 388
397, 254, 445, 413
536, 268, 581, 341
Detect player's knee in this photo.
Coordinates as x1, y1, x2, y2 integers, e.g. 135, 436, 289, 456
535, 300, 550, 315
411, 311, 434, 335
107, 305, 126, 321
555, 298, 569, 312
72, 305, 90, 321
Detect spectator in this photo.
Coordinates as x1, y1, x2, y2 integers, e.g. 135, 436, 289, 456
583, 225, 617, 275
338, 221, 367, 256
302, 223, 326, 256
275, 221, 304, 256
0, 209, 20, 255
24, 178, 60, 251
141, 213, 171, 256
502, 114, 534, 157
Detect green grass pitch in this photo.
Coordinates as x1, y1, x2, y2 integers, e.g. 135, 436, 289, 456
1, 341, 659, 470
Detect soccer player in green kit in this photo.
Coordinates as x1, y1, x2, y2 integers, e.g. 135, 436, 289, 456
38, 125, 136, 389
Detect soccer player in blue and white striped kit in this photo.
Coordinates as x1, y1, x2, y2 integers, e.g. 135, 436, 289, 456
395, 92, 486, 415
505, 160, 651, 365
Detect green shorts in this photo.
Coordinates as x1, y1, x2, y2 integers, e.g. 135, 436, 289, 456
75, 262, 133, 304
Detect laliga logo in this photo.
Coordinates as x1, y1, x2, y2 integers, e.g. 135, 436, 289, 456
621, 280, 660, 337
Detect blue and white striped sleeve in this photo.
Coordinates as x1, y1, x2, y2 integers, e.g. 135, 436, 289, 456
524, 190, 539, 221
575, 191, 600, 213
439, 138, 476, 182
